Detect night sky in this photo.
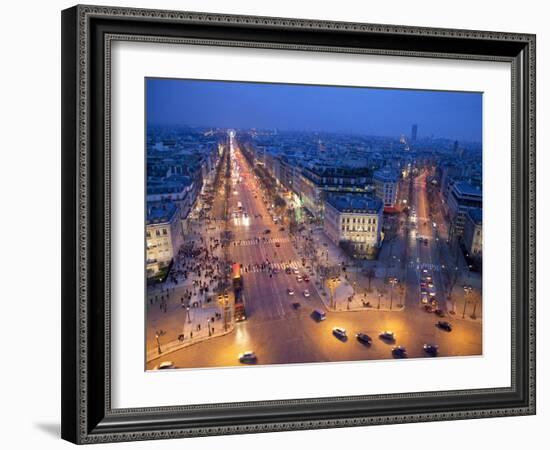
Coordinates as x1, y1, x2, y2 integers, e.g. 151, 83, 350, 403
146, 78, 482, 142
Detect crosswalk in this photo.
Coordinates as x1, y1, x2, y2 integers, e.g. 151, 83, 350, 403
415, 263, 442, 272
242, 260, 309, 274
230, 237, 291, 247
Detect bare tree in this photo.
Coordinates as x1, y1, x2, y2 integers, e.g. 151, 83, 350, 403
365, 268, 376, 291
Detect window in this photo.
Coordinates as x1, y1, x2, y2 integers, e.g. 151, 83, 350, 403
162, 228, 168, 235
155, 229, 160, 237
146, 231, 151, 238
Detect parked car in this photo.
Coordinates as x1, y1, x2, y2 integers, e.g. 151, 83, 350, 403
296, 275, 303, 282
379, 331, 395, 341
303, 289, 310, 298
303, 275, 310, 282
275, 242, 281, 247
287, 288, 295, 296
153, 361, 176, 370
423, 344, 439, 356
356, 333, 372, 345
392, 346, 407, 358
437, 321, 453, 332
311, 309, 327, 322
238, 351, 257, 363
332, 327, 347, 340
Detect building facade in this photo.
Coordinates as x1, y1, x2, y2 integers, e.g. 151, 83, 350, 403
463, 207, 482, 259
373, 168, 399, 209
323, 193, 383, 259
146, 202, 183, 278
447, 181, 482, 238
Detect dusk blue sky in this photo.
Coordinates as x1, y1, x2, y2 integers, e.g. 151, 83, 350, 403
146, 78, 482, 142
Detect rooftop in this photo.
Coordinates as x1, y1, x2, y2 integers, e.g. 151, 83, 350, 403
326, 193, 382, 214
453, 181, 482, 198
147, 176, 192, 196
467, 207, 483, 224
146, 202, 178, 225
373, 168, 399, 183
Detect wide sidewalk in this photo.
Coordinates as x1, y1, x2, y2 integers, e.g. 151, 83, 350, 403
146, 219, 233, 364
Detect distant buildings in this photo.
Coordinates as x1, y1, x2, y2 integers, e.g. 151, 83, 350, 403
447, 181, 482, 238
324, 193, 383, 258
373, 168, 399, 209
146, 202, 183, 278
145, 126, 225, 278
411, 124, 418, 142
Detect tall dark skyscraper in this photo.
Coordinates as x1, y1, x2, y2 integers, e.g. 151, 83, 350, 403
411, 124, 418, 141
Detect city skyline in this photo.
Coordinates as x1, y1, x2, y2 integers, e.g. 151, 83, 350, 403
146, 78, 483, 142
145, 79, 482, 370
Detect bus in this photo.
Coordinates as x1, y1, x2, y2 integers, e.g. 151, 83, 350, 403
232, 263, 246, 321
232, 263, 242, 290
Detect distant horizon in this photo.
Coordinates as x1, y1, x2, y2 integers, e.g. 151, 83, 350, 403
146, 122, 482, 145
147, 78, 483, 142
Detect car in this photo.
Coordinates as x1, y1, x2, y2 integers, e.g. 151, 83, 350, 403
296, 275, 303, 282
292, 302, 301, 310
272, 268, 279, 274
293, 268, 300, 275
332, 327, 347, 340
285, 267, 292, 274
303, 289, 310, 298
238, 351, 257, 363
392, 346, 407, 358
153, 361, 176, 370
311, 309, 327, 321
303, 275, 310, 282
423, 344, 439, 356
275, 242, 281, 247
264, 229, 271, 234
356, 333, 372, 345
437, 321, 453, 332
287, 288, 295, 296
379, 331, 395, 341
279, 227, 285, 231
427, 281, 434, 288
424, 304, 434, 313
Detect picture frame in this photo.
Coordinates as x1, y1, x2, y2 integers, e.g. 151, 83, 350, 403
61, 4, 536, 444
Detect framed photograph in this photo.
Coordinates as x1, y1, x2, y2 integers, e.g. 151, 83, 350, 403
61, 5, 536, 444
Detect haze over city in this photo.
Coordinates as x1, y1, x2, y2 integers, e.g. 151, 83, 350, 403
146, 78, 482, 142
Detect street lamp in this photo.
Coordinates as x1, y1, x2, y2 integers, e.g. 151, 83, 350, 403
388, 277, 398, 310
463, 284, 473, 319
155, 333, 162, 355
327, 277, 338, 309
